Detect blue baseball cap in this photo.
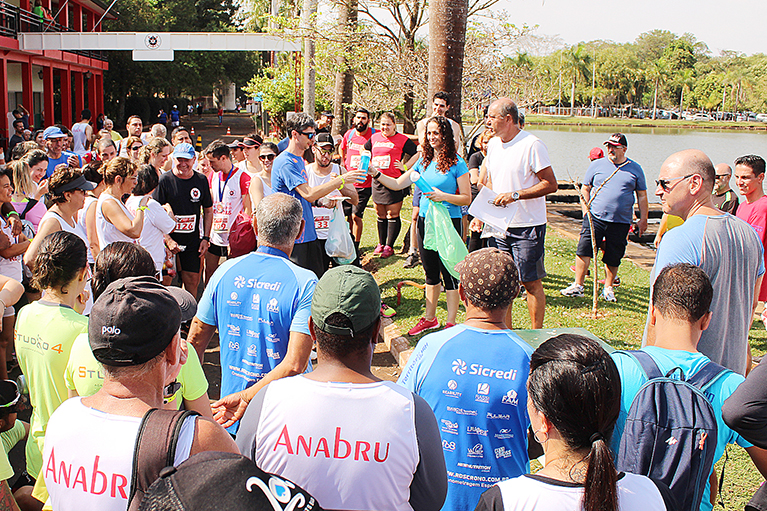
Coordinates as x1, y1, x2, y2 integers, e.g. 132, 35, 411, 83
43, 126, 67, 140
173, 143, 196, 160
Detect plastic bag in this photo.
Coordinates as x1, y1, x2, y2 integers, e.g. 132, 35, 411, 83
423, 201, 468, 279
325, 204, 355, 263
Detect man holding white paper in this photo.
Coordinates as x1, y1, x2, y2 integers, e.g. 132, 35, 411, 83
472, 98, 557, 328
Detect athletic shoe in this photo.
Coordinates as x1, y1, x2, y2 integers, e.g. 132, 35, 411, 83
373, 244, 384, 255
560, 283, 585, 297
445, 322, 456, 329
403, 252, 420, 268
601, 287, 617, 302
408, 317, 439, 336
381, 245, 394, 258
380, 304, 397, 318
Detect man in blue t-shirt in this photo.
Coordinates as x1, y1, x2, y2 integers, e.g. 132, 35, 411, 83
43, 126, 81, 177
399, 248, 533, 511
561, 132, 648, 302
271, 112, 363, 277
612, 263, 767, 511
188, 193, 317, 434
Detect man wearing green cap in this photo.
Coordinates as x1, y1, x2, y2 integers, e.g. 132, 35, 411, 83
236, 266, 447, 511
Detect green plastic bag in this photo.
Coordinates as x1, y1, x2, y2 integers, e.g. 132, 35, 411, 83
423, 201, 468, 279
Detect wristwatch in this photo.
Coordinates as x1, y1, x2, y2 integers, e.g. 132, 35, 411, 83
511, 191, 520, 202
201, 236, 210, 242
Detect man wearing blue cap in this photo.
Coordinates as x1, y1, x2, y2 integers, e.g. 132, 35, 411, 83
154, 142, 213, 297
43, 126, 81, 178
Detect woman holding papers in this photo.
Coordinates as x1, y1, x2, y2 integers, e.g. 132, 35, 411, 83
372, 116, 471, 336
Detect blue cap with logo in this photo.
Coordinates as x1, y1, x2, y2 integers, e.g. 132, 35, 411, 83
43, 126, 67, 140
173, 143, 196, 160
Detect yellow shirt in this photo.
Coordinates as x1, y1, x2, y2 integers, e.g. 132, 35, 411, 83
15, 301, 88, 478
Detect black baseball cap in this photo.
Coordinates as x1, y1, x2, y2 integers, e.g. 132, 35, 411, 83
138, 451, 323, 511
604, 133, 628, 147
89, 276, 186, 366
315, 133, 335, 149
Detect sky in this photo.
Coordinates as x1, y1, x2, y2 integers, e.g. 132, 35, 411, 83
500, 0, 766, 56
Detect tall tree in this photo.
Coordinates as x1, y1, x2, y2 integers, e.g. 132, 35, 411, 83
332, 0, 358, 135
301, 0, 318, 116
428, 0, 469, 124
563, 43, 591, 116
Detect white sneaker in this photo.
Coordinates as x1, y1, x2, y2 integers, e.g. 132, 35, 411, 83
560, 283, 585, 297
601, 286, 617, 302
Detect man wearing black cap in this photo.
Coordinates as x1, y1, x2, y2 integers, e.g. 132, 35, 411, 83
236, 266, 447, 511
561, 132, 648, 303
41, 277, 237, 511
399, 248, 533, 511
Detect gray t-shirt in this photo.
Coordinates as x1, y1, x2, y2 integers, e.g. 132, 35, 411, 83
644, 213, 765, 374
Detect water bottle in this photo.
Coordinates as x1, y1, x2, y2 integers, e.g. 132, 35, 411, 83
358, 151, 371, 183
410, 171, 433, 193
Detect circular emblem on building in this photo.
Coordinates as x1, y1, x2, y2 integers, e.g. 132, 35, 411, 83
145, 34, 161, 50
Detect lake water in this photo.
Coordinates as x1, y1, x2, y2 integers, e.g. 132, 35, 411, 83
526, 125, 767, 203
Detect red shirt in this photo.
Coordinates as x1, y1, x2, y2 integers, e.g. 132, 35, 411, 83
737, 194, 767, 300
340, 127, 374, 188
364, 132, 417, 179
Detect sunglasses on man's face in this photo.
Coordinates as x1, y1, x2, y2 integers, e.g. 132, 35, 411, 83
131, 146, 142, 151
656, 173, 696, 192
259, 154, 276, 161
300, 131, 316, 140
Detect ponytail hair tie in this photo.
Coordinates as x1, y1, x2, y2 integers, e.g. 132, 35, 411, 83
589, 432, 605, 444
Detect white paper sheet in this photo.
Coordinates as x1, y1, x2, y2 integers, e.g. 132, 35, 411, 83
468, 186, 518, 232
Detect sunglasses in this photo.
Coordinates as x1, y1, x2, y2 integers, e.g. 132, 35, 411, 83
315, 146, 334, 155
300, 131, 316, 140
715, 174, 730, 179
130, 146, 142, 151
259, 154, 276, 161
163, 380, 182, 401
656, 173, 696, 192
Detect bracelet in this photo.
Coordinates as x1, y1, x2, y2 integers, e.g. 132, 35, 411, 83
372, 170, 382, 179
136, 206, 149, 211
338, 175, 345, 190
201, 236, 210, 242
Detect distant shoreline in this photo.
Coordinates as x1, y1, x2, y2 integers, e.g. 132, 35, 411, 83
525, 114, 767, 131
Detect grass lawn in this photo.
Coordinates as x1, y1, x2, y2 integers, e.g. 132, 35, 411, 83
360, 196, 767, 508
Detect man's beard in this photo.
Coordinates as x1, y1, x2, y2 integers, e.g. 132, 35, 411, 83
356, 122, 368, 133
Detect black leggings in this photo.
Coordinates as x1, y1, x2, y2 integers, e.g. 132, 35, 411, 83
417, 215, 461, 290
722, 361, 767, 449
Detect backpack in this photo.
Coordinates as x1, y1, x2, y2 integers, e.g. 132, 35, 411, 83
615, 350, 728, 511
127, 408, 200, 511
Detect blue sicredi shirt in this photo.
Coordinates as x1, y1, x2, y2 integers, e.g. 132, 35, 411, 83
196, 246, 317, 433
271, 151, 317, 243
398, 324, 533, 511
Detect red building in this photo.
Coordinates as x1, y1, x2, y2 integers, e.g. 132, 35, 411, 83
0, 0, 114, 146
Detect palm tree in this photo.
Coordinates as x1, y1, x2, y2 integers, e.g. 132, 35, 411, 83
647, 59, 668, 120
301, 0, 318, 116
428, 0, 469, 123
563, 44, 591, 116
332, 0, 358, 135
676, 68, 694, 118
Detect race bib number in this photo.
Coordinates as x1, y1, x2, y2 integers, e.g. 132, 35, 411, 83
213, 213, 228, 233
175, 214, 196, 233
350, 155, 361, 171
314, 213, 331, 232
372, 154, 391, 170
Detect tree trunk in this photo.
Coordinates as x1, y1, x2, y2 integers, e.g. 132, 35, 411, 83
652, 79, 658, 120
402, 37, 416, 134
679, 88, 684, 118
332, 0, 357, 135
301, 0, 317, 116
428, 0, 468, 126
570, 80, 576, 116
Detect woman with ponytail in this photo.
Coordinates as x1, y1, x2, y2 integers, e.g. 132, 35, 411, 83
15, 231, 89, 482
475, 334, 675, 511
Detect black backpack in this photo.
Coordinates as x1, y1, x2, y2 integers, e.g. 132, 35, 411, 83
615, 350, 728, 511
127, 408, 199, 511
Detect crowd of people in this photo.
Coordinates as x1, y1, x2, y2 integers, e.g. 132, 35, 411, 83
0, 97, 764, 511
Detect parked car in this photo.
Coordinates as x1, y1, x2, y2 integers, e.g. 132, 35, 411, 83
692, 113, 712, 121
756, 114, 767, 122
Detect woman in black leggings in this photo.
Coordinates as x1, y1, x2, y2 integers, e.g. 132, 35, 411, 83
371, 116, 471, 335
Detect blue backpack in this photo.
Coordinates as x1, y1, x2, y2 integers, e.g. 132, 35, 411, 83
615, 350, 728, 511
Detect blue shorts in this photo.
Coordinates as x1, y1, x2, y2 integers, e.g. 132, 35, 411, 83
412, 187, 422, 209
489, 224, 546, 283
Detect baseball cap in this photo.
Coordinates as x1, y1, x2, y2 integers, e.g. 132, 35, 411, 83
239, 136, 262, 148
227, 140, 242, 149
315, 133, 334, 148
321, 111, 334, 118
138, 451, 323, 511
89, 276, 183, 366
589, 147, 604, 160
172, 143, 196, 160
456, 248, 520, 310
311, 266, 380, 337
604, 133, 628, 147
43, 126, 67, 140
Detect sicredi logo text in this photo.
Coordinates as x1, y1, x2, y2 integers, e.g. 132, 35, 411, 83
102, 326, 121, 335
451, 360, 518, 380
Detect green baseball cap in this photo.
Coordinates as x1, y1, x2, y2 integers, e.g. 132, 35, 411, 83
312, 266, 381, 336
